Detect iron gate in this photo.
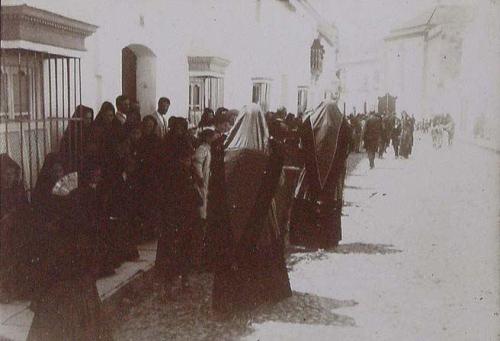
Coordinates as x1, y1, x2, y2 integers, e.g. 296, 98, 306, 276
1, 48, 84, 196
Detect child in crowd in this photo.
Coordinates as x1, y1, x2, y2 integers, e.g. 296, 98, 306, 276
193, 129, 217, 269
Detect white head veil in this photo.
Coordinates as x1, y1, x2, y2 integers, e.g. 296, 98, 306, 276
223, 103, 272, 243
224, 103, 269, 153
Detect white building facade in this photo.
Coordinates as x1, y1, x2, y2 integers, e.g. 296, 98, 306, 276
2, 0, 338, 118
382, 5, 473, 120
338, 51, 382, 114
1, 0, 338, 189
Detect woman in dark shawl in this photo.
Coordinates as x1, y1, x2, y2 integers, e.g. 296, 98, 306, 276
399, 112, 413, 159
156, 139, 200, 300
211, 103, 292, 313
198, 108, 215, 134
0, 154, 36, 302
27, 161, 113, 341
60, 105, 94, 172
32, 153, 66, 209
0, 154, 33, 302
0, 154, 28, 219
137, 115, 162, 241
289, 101, 352, 250
30, 153, 69, 297
87, 102, 122, 184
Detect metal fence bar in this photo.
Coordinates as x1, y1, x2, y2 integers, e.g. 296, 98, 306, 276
4, 116, 9, 154
33, 51, 40, 175
65, 57, 72, 168
26, 52, 34, 192
48, 54, 53, 152
1, 52, 8, 153
61, 58, 65, 143
55, 57, 59, 144
78, 58, 83, 171
17, 51, 26, 185
73, 58, 77, 170
1, 51, 85, 191
40, 52, 47, 158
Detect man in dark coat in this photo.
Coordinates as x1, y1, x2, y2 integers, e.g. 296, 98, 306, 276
289, 101, 352, 250
363, 111, 382, 169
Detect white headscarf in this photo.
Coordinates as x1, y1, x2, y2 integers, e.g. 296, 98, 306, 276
224, 103, 269, 153
223, 104, 272, 243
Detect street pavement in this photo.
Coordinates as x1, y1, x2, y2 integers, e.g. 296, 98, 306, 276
114, 134, 499, 341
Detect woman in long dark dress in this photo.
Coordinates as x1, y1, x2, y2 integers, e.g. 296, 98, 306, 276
59, 105, 94, 172
155, 137, 199, 300
105, 154, 141, 264
211, 103, 292, 313
30, 153, 69, 295
87, 102, 122, 184
0, 154, 34, 302
400, 112, 413, 159
32, 153, 66, 208
27, 162, 112, 341
289, 101, 352, 250
137, 115, 162, 241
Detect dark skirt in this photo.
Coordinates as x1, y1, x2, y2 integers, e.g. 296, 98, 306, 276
400, 136, 412, 158
0, 211, 40, 300
212, 240, 292, 313
289, 198, 342, 250
155, 226, 193, 283
27, 276, 112, 341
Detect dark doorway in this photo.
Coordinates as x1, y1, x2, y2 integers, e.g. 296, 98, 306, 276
122, 47, 137, 102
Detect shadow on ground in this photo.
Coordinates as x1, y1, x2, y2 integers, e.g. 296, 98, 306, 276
112, 272, 356, 341
286, 242, 402, 271
112, 152, 368, 340
344, 185, 375, 190
332, 242, 402, 255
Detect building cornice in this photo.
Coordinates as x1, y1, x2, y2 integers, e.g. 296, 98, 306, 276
252, 77, 273, 83
187, 56, 230, 76
1, 5, 97, 51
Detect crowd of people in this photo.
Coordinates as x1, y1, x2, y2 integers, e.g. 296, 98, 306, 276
1, 95, 354, 339
347, 110, 416, 169
424, 114, 455, 149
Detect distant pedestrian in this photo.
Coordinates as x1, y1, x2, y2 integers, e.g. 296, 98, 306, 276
391, 117, 402, 158
400, 112, 414, 158
444, 113, 455, 146
363, 111, 382, 169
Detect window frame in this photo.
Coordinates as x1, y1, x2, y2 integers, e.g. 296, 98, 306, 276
251, 77, 272, 112
0, 63, 38, 120
297, 86, 308, 115
188, 75, 224, 125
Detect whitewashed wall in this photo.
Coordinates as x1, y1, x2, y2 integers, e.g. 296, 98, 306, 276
4, 0, 333, 116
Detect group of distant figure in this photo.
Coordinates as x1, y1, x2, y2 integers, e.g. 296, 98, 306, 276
418, 114, 455, 149
347, 110, 416, 169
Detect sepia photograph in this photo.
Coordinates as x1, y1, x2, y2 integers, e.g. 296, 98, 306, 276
0, 0, 499, 340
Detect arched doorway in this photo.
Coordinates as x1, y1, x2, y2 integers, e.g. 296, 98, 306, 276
121, 44, 156, 116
